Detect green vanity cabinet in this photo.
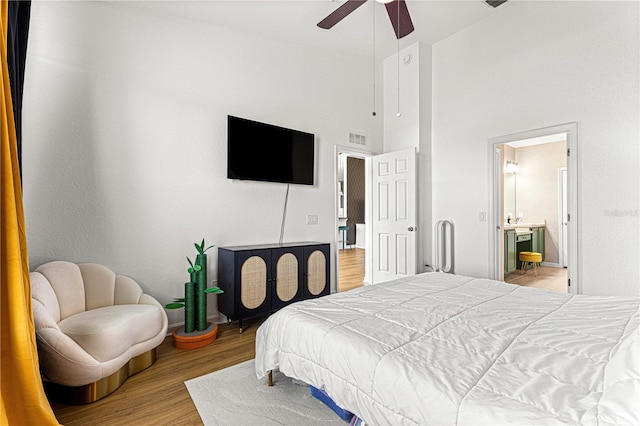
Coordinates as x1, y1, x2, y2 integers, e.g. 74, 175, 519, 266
531, 226, 545, 261
504, 229, 517, 274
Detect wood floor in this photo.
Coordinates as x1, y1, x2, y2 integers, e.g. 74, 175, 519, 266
50, 319, 265, 425
338, 247, 365, 292
504, 265, 568, 293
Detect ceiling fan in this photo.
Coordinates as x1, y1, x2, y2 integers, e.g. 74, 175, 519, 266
317, 0, 509, 40
317, 0, 415, 39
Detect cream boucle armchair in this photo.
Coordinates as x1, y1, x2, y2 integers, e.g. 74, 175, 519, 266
30, 261, 168, 403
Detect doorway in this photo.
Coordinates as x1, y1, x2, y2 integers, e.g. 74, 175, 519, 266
335, 148, 371, 292
488, 123, 579, 294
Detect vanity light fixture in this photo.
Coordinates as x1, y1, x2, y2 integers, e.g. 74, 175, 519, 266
505, 160, 519, 174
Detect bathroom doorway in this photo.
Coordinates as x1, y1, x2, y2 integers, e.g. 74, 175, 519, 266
488, 123, 579, 294
335, 148, 370, 292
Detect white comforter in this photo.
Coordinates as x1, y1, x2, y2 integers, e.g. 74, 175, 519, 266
255, 273, 640, 425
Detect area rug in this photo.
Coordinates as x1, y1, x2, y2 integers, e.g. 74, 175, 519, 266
185, 359, 347, 425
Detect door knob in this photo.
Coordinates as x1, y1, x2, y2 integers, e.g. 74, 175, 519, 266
408, 227, 414, 232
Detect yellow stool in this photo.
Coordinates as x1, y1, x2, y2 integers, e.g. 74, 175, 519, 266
519, 251, 542, 276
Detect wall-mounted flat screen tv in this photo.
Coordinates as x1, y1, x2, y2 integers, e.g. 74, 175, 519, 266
227, 115, 315, 185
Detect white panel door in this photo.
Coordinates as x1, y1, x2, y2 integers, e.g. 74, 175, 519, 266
372, 148, 417, 284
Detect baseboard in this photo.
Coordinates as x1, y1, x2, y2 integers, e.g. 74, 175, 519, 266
541, 262, 561, 268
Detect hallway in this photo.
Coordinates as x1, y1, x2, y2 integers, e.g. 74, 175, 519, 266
338, 248, 365, 292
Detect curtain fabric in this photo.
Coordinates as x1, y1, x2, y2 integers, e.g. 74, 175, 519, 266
6, 0, 29, 172
1, 1, 59, 424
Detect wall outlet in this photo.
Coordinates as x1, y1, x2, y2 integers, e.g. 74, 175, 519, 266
479, 211, 487, 222
306, 214, 318, 225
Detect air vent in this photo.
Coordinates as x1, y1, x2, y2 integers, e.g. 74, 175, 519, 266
348, 132, 367, 146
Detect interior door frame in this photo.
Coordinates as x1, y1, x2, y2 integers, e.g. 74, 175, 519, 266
487, 122, 579, 294
334, 145, 373, 293
558, 167, 568, 268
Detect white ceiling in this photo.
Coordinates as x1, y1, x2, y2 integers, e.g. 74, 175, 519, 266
130, 0, 508, 58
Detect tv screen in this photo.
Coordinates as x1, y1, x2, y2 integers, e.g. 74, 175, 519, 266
227, 116, 315, 185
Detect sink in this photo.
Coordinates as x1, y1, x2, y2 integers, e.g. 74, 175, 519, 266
504, 221, 545, 230
515, 228, 532, 235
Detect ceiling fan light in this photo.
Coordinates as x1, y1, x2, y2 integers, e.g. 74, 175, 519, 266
375, 0, 394, 4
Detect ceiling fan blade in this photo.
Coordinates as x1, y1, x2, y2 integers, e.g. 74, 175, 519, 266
317, 0, 368, 30
486, 0, 508, 8
385, 0, 414, 39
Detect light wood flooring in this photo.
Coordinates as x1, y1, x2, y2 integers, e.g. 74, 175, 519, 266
338, 247, 365, 292
50, 320, 265, 425
504, 265, 568, 293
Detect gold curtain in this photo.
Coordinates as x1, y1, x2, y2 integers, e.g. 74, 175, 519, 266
1, 1, 59, 424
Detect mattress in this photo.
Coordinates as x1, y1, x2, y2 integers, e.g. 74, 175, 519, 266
255, 273, 639, 425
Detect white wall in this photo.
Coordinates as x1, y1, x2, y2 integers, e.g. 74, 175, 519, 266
383, 42, 433, 272
22, 1, 382, 326
432, 1, 639, 296
515, 141, 567, 265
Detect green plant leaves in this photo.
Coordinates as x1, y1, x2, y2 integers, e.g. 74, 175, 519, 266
164, 303, 185, 309
204, 287, 224, 294
173, 298, 185, 302
187, 256, 202, 274
195, 238, 215, 255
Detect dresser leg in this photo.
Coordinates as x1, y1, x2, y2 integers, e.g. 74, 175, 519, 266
239, 319, 243, 334
268, 371, 273, 386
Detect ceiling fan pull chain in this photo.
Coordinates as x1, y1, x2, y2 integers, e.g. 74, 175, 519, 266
372, 1, 376, 116
396, 0, 401, 117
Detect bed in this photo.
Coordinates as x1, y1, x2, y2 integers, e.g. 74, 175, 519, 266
255, 273, 639, 425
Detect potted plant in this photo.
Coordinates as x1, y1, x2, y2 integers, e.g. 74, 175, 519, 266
165, 239, 223, 349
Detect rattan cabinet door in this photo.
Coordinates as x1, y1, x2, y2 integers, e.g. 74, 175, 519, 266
237, 250, 272, 317
303, 244, 330, 299
271, 247, 303, 310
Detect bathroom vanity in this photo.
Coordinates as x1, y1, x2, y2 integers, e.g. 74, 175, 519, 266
504, 223, 545, 274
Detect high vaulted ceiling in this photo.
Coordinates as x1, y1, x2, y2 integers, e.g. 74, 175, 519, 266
130, 0, 508, 58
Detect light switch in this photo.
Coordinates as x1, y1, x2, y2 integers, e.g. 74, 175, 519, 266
306, 214, 318, 225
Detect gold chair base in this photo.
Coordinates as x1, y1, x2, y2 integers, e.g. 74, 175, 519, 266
44, 349, 157, 404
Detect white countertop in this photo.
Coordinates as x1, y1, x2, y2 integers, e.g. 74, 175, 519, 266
503, 222, 545, 231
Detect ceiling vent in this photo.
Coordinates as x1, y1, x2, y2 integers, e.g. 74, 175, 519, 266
348, 131, 367, 146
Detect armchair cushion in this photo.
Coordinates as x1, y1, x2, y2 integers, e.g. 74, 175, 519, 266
58, 304, 163, 362
36, 261, 86, 320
